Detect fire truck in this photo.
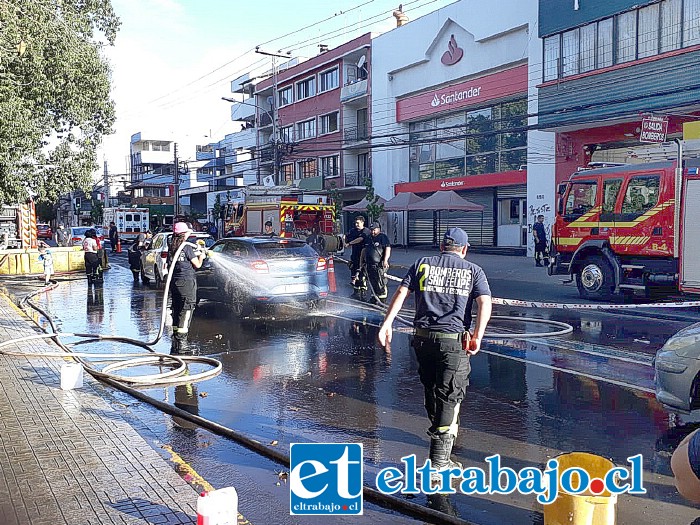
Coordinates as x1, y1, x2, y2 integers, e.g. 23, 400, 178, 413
549, 147, 700, 300
0, 200, 38, 249
223, 191, 336, 239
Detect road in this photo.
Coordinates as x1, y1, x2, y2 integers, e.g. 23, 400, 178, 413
7, 249, 700, 524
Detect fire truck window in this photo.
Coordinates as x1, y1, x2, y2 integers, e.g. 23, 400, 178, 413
565, 182, 598, 216
602, 179, 622, 214
622, 176, 660, 217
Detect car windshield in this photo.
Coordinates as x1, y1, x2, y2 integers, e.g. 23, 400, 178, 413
254, 241, 316, 258
72, 228, 89, 235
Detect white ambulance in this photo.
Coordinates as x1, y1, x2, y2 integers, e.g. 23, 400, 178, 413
103, 207, 150, 243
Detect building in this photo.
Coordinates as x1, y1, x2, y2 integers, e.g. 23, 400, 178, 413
537, 0, 700, 188
254, 33, 372, 230
370, 0, 546, 251
128, 132, 175, 227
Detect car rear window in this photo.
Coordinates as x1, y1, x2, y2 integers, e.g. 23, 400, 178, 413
73, 228, 89, 235
254, 242, 317, 258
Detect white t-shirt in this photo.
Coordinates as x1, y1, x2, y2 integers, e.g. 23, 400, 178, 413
82, 237, 98, 253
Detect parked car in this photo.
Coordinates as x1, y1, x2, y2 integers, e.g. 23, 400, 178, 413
655, 322, 700, 412
68, 226, 105, 247
140, 231, 215, 287
37, 224, 53, 240
197, 236, 330, 316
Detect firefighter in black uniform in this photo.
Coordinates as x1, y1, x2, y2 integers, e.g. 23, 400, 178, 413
378, 227, 492, 482
345, 215, 370, 300
365, 222, 391, 304
167, 222, 206, 341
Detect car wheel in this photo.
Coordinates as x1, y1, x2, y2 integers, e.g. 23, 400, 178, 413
154, 267, 164, 289
226, 281, 251, 317
576, 255, 614, 300
309, 299, 327, 310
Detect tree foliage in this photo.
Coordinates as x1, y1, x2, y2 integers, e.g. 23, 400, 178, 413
365, 176, 384, 223
0, 0, 120, 204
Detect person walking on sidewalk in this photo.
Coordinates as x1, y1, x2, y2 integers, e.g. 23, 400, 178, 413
345, 215, 370, 300
108, 221, 119, 253
365, 222, 391, 304
533, 214, 548, 267
377, 227, 492, 481
167, 222, 206, 340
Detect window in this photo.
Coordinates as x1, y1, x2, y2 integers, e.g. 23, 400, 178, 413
602, 179, 623, 214
319, 112, 339, 134
296, 77, 316, 100
282, 163, 295, 183
126, 214, 133, 221
638, 3, 660, 58
278, 86, 293, 107
661, 0, 682, 52
297, 159, 317, 179
565, 181, 598, 217
321, 156, 339, 178
280, 125, 294, 142
622, 176, 660, 217
597, 18, 614, 67
617, 10, 637, 63
562, 29, 580, 76
319, 68, 339, 92
296, 119, 316, 140
580, 24, 596, 72
544, 34, 560, 81
684, 0, 700, 46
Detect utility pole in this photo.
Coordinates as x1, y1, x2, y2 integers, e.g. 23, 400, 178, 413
256, 48, 290, 185
173, 142, 179, 218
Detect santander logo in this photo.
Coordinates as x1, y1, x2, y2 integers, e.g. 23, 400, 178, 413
441, 34, 464, 66
431, 94, 440, 107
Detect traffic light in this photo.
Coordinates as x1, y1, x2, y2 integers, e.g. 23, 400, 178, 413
74, 197, 81, 210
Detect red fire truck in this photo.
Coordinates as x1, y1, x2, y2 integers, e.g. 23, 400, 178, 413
549, 156, 700, 299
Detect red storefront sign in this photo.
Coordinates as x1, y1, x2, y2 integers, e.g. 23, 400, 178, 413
639, 116, 669, 143
395, 170, 527, 194
395, 64, 528, 122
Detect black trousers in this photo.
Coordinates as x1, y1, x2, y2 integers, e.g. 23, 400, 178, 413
366, 263, 387, 299
535, 241, 548, 263
84, 252, 101, 279
349, 254, 367, 292
171, 278, 197, 330
413, 336, 470, 433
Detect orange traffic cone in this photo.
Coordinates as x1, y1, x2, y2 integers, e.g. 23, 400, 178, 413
327, 256, 337, 293
116, 239, 122, 253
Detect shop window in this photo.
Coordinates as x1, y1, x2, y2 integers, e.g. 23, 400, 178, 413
621, 176, 660, 218
565, 181, 598, 218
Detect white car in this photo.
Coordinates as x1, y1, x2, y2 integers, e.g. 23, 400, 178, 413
140, 231, 215, 287
68, 226, 105, 247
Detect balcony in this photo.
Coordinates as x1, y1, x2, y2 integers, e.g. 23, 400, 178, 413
344, 170, 368, 187
340, 79, 368, 103
258, 112, 273, 128
344, 125, 368, 144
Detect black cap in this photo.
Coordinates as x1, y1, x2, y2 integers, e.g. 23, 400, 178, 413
370, 222, 381, 229
443, 227, 469, 247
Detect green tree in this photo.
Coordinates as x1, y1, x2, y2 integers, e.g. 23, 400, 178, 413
212, 194, 223, 221
0, 1, 120, 204
365, 176, 384, 223
328, 182, 343, 229
90, 199, 104, 225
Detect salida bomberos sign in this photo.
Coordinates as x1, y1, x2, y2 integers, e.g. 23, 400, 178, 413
639, 116, 668, 143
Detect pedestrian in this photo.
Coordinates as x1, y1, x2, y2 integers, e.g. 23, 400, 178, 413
671, 428, 700, 504
54, 224, 66, 247
167, 222, 206, 340
533, 214, 548, 267
263, 220, 276, 237
82, 228, 102, 284
345, 215, 370, 300
365, 222, 391, 304
38, 242, 54, 285
377, 227, 492, 481
209, 222, 218, 240
306, 226, 326, 255
108, 221, 119, 252
128, 230, 152, 282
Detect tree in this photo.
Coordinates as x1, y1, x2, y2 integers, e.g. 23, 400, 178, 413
0, 1, 120, 204
328, 182, 344, 231
365, 176, 384, 223
90, 199, 104, 226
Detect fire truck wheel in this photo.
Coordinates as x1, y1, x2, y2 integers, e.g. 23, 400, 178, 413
576, 255, 614, 300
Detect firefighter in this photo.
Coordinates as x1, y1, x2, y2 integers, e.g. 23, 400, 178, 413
167, 222, 206, 340
128, 230, 152, 282
377, 227, 492, 483
345, 215, 370, 300
533, 214, 548, 267
82, 229, 102, 285
365, 222, 391, 304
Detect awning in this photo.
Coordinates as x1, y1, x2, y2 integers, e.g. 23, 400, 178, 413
383, 192, 424, 211
407, 190, 484, 211
342, 196, 387, 212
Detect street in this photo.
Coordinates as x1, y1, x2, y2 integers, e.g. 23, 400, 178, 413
7, 249, 700, 524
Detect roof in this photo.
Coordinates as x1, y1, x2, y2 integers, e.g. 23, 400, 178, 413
216, 236, 306, 245
570, 161, 675, 179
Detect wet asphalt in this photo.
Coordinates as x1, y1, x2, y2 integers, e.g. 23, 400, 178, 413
5, 250, 700, 524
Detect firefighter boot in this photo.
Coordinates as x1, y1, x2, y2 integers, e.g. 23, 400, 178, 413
176, 309, 194, 339
428, 433, 462, 485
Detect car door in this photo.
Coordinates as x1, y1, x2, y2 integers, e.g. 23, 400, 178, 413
143, 234, 164, 279
196, 241, 228, 299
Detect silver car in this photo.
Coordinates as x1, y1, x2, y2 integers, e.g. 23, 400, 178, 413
655, 322, 700, 412
140, 231, 215, 287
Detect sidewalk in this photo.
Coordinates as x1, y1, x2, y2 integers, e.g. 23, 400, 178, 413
0, 294, 199, 525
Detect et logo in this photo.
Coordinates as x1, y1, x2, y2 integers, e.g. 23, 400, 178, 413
289, 443, 363, 515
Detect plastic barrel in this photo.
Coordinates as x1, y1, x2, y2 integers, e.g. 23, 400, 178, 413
543, 452, 617, 525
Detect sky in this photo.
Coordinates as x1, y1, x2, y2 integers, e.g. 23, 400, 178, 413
98, 0, 458, 177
